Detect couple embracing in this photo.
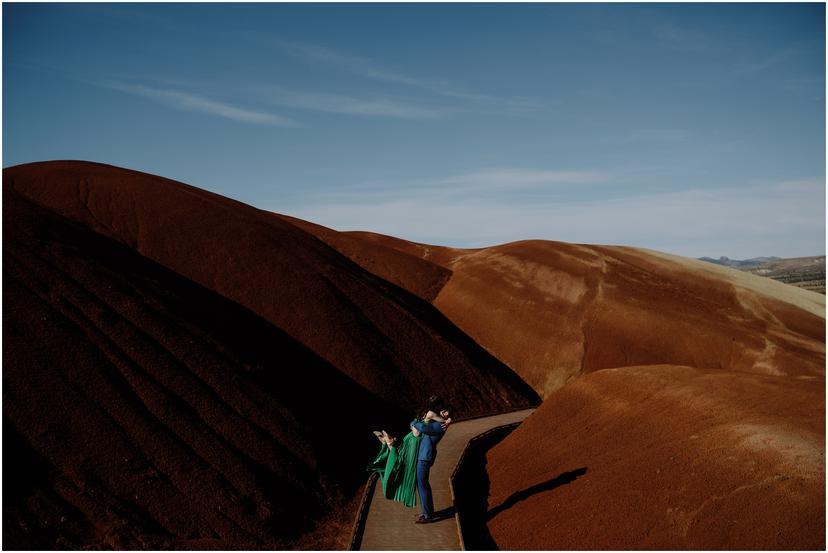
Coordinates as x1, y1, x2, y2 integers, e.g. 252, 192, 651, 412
367, 395, 453, 524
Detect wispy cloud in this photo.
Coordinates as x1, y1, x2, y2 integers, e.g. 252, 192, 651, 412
249, 34, 545, 113
624, 128, 691, 142
105, 76, 448, 120
591, 9, 716, 54
735, 47, 799, 75
779, 75, 825, 102
315, 168, 613, 203
103, 82, 301, 127
262, 87, 446, 119
437, 168, 610, 188
281, 176, 825, 259
75, 4, 181, 31
82, 13, 522, 112
772, 178, 825, 194
281, 40, 430, 89
650, 21, 713, 53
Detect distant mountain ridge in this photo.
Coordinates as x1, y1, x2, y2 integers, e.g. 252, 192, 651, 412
698, 255, 782, 268
700, 255, 825, 293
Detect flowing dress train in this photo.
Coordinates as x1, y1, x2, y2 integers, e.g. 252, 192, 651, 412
366, 431, 422, 508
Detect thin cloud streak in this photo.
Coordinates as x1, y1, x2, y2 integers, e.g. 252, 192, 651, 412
308, 168, 614, 203
107, 77, 448, 120
438, 168, 610, 187
76, 15, 536, 112
104, 82, 301, 127
254, 35, 545, 113
736, 47, 799, 75
650, 21, 713, 53
771, 178, 825, 194
281, 40, 426, 89
282, 178, 825, 259
263, 87, 446, 119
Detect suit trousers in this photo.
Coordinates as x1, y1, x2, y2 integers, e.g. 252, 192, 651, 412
416, 460, 435, 518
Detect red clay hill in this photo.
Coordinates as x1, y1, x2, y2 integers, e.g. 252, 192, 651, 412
294, 225, 825, 396
6, 160, 824, 549
3, 161, 539, 549
485, 364, 824, 550
284, 213, 826, 549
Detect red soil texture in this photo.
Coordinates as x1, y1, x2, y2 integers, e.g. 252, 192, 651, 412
279, 215, 451, 303
303, 232, 825, 398
3, 161, 539, 549
292, 220, 826, 549
485, 365, 825, 550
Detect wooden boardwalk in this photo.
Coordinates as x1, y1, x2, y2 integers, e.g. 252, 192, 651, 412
359, 409, 535, 551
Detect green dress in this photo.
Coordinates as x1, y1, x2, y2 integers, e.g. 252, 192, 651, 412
367, 430, 422, 508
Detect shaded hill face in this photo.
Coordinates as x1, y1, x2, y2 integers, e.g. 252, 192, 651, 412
3, 161, 539, 549
5, 161, 538, 413
3, 186, 411, 549
301, 230, 825, 398
484, 365, 825, 550
278, 215, 452, 303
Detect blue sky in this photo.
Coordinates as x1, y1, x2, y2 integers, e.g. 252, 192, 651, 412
4, 2, 825, 258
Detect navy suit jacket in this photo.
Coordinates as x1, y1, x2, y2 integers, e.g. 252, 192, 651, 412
411, 419, 445, 463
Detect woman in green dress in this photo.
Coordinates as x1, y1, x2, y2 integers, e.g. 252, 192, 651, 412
367, 400, 450, 508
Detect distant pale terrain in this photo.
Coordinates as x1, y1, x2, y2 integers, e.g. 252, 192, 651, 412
701, 255, 826, 294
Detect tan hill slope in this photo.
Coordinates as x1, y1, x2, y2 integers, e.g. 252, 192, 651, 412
3, 161, 539, 549
745, 255, 825, 294
700, 255, 825, 293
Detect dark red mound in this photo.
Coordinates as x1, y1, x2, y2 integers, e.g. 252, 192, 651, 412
3, 161, 539, 549
485, 365, 825, 550
278, 215, 452, 303
3, 186, 391, 548
5, 161, 537, 412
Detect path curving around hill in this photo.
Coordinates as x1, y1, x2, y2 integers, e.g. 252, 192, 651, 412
357, 409, 535, 551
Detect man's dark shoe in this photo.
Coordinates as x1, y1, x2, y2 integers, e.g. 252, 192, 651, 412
415, 516, 436, 524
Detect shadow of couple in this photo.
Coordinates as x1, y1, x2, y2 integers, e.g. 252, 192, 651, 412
427, 506, 456, 522
486, 467, 588, 521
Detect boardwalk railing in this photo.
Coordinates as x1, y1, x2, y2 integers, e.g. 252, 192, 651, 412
347, 407, 536, 550
348, 472, 378, 550
449, 422, 522, 551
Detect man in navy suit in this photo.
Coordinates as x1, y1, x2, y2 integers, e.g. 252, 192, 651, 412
410, 406, 452, 523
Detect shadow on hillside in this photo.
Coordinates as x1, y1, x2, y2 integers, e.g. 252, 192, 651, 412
486, 467, 588, 521
453, 424, 587, 550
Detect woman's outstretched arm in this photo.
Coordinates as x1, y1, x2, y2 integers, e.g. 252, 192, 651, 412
423, 410, 445, 423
